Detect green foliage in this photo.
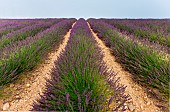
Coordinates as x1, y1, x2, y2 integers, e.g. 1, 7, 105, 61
167, 27, 170, 33
88, 19, 170, 101
0, 27, 47, 49
0, 19, 75, 86
106, 29, 170, 99
33, 19, 128, 111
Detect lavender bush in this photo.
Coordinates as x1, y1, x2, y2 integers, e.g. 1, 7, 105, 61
0, 19, 63, 49
33, 19, 129, 111
103, 19, 170, 48
0, 18, 76, 86
0, 19, 63, 38
88, 19, 170, 102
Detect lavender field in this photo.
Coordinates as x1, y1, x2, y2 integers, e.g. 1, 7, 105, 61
0, 18, 169, 111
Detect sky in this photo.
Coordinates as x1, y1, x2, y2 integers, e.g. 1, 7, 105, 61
0, 0, 170, 19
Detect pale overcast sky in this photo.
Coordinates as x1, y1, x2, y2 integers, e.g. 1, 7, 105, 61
0, 0, 170, 19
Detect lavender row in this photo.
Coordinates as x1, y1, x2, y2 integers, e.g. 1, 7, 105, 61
0, 19, 63, 49
0, 18, 76, 86
1, 19, 62, 39
94, 19, 169, 54
0, 19, 45, 38
103, 19, 170, 48
88, 19, 170, 105
33, 18, 129, 111
0, 19, 68, 60
103, 19, 170, 37
0, 19, 22, 28
0, 19, 46, 28
0, 19, 63, 38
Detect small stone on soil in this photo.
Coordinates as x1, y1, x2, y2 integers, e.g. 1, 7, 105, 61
146, 102, 150, 105
140, 105, 143, 109
3, 102, 10, 110
15, 99, 20, 103
128, 104, 135, 111
128, 98, 133, 102
16, 96, 21, 99
124, 105, 128, 109
26, 83, 30, 87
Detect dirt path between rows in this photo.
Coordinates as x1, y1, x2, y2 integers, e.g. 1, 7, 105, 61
1, 23, 76, 111
88, 22, 162, 112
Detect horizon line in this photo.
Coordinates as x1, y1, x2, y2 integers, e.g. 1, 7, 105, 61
0, 17, 170, 19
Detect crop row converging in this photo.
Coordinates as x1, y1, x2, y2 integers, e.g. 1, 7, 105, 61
32, 18, 129, 111
88, 18, 170, 101
0, 18, 169, 111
